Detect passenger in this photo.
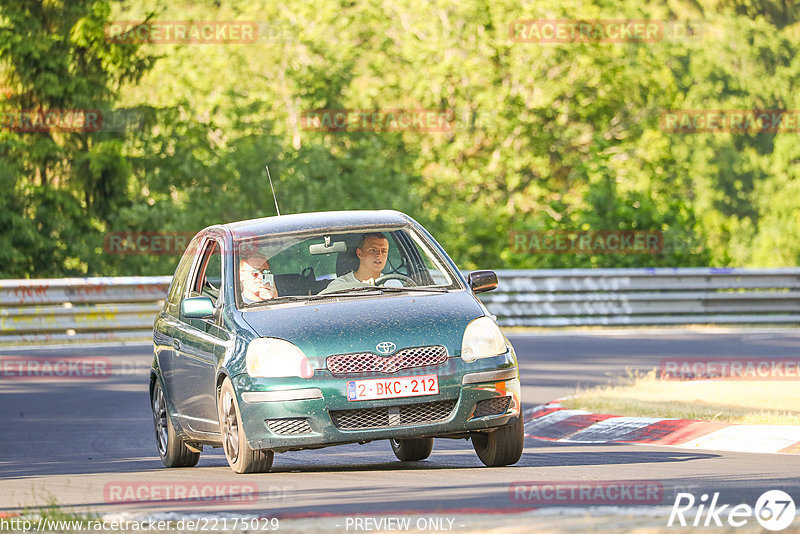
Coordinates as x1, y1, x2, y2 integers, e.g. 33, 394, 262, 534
239, 255, 279, 303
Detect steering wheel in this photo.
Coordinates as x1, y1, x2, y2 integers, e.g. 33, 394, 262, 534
375, 273, 417, 287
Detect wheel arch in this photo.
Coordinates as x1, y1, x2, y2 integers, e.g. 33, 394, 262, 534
215, 368, 232, 404
149, 365, 161, 408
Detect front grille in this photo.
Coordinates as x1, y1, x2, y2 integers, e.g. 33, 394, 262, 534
266, 418, 313, 435
327, 345, 448, 375
473, 396, 511, 418
330, 400, 457, 430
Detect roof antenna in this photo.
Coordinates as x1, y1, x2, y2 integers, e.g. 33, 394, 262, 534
265, 164, 281, 216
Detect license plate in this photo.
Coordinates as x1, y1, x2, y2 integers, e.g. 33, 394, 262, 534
346, 374, 439, 401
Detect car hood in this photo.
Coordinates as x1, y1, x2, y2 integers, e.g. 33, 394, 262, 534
240, 290, 485, 364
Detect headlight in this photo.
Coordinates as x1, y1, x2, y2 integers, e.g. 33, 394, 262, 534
246, 338, 314, 378
460, 316, 506, 362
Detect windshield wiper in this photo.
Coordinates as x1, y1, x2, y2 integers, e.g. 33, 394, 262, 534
313, 286, 450, 298
310, 286, 385, 298
374, 286, 449, 293
266, 295, 314, 302
246, 289, 382, 305
242, 295, 313, 307
250, 285, 451, 305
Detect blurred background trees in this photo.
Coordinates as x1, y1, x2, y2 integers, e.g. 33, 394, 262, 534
1, 0, 798, 277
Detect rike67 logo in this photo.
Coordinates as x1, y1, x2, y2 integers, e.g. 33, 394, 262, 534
669, 490, 796, 531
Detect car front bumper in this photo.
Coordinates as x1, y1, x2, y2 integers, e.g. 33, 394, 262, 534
234, 351, 521, 451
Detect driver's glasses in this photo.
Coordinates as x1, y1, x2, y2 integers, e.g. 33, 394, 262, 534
364, 247, 388, 256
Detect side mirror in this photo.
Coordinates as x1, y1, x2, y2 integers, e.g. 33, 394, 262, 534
181, 296, 215, 319
468, 270, 498, 293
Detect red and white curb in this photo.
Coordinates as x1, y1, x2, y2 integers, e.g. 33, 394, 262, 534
523, 402, 800, 454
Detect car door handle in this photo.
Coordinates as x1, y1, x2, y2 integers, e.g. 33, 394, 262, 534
173, 339, 181, 352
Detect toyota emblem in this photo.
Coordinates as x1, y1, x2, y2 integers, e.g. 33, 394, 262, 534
376, 342, 396, 354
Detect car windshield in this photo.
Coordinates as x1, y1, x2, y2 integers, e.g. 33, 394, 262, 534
234, 226, 461, 307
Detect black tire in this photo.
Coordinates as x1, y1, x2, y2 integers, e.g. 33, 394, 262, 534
218, 378, 274, 474
152, 378, 200, 468
472, 415, 524, 467
390, 437, 434, 461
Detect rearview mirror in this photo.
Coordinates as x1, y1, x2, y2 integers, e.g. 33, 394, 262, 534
181, 296, 215, 318
468, 270, 498, 293
309, 241, 347, 255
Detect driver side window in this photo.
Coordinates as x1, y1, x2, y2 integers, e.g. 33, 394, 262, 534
385, 233, 407, 276
189, 239, 223, 306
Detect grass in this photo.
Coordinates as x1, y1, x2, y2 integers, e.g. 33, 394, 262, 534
0, 498, 101, 532
560, 369, 800, 425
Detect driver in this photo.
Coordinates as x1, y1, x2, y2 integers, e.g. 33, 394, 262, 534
320, 233, 389, 294
240, 255, 279, 303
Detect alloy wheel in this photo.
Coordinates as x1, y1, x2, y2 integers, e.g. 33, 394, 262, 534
221, 389, 240, 463
153, 384, 168, 456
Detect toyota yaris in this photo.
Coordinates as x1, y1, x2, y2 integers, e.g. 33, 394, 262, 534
150, 210, 523, 473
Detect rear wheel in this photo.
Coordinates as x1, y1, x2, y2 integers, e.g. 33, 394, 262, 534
390, 438, 434, 461
152, 378, 200, 468
472, 415, 524, 467
218, 378, 273, 474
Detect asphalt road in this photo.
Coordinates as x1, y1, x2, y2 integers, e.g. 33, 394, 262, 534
1, 329, 799, 531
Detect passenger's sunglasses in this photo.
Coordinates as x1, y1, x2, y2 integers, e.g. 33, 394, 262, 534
242, 268, 271, 279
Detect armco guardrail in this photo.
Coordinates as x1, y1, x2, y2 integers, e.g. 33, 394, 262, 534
0, 277, 171, 344
484, 268, 800, 326
1, 268, 798, 344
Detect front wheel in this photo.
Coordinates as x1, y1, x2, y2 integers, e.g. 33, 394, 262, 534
472, 415, 524, 467
390, 438, 434, 461
218, 377, 273, 474
152, 378, 200, 468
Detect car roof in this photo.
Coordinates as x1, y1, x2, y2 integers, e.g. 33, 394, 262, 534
220, 210, 416, 239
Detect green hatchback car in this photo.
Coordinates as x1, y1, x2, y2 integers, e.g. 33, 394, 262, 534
151, 210, 523, 473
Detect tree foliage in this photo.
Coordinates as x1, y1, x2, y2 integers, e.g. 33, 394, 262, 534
1, 0, 798, 277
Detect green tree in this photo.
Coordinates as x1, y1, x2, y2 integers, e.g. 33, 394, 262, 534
0, 0, 154, 277
4, 0, 799, 277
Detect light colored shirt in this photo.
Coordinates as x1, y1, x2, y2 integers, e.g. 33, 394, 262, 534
319, 271, 376, 294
